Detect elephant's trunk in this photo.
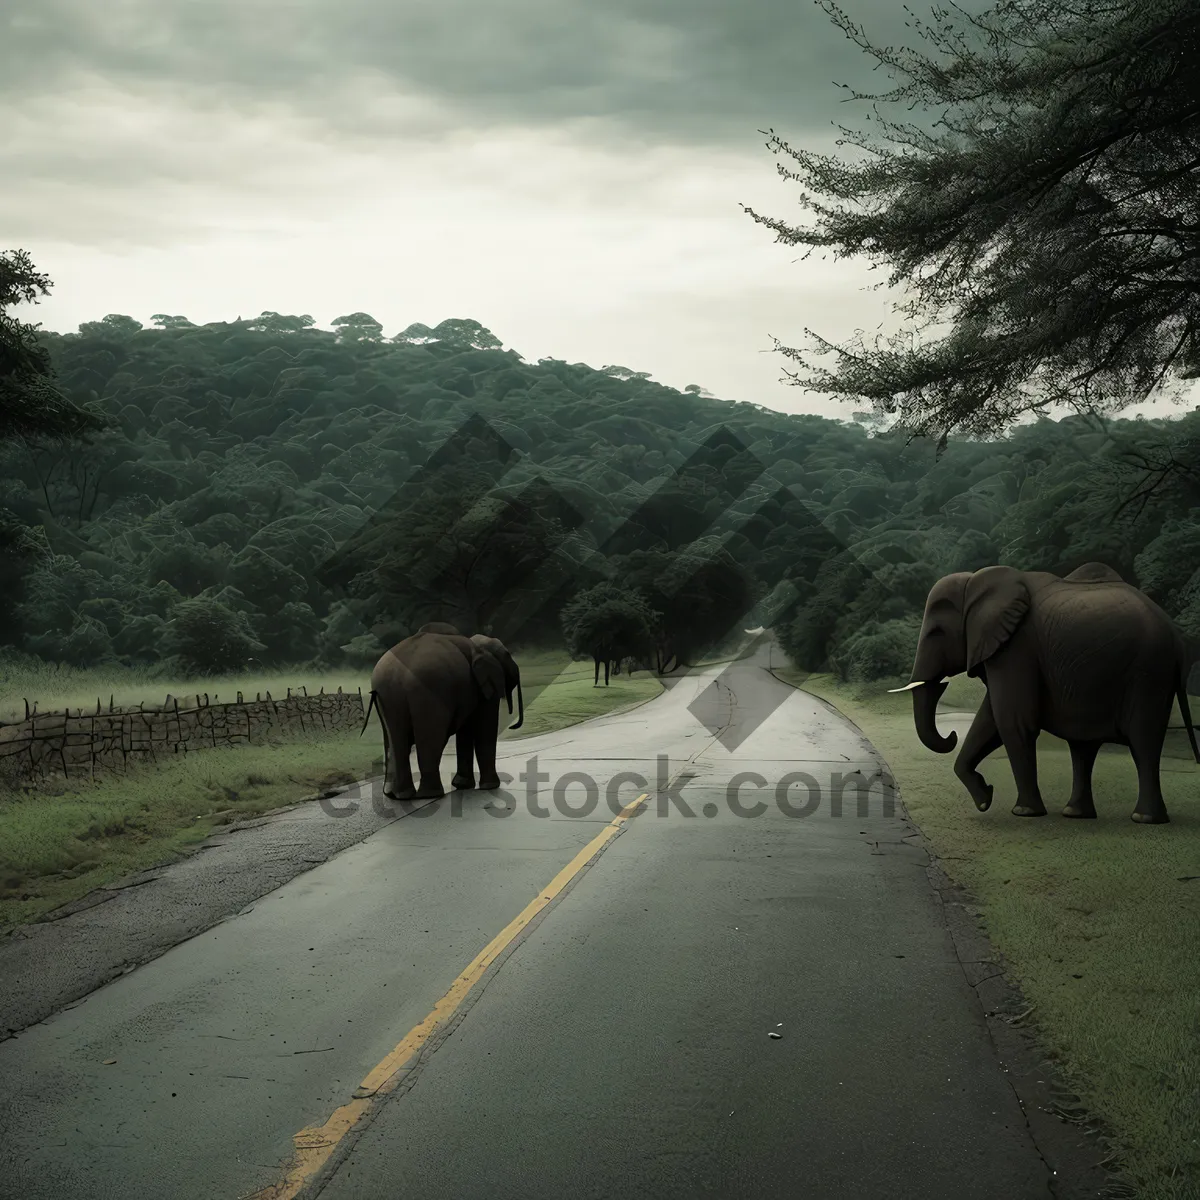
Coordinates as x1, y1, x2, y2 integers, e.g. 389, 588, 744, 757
890, 678, 957, 754
509, 678, 524, 730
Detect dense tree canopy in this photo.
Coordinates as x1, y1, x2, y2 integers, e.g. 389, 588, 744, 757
0, 293, 1195, 683
561, 583, 660, 682
745, 0, 1200, 447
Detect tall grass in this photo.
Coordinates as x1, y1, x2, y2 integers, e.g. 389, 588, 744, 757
0, 656, 371, 722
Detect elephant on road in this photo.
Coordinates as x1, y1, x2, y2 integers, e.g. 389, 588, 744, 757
892, 563, 1199, 823
362, 623, 523, 800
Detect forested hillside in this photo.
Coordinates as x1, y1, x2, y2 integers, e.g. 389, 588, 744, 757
2, 309, 1198, 684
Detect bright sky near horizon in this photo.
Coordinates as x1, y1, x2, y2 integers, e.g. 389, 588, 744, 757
4, 0, 1193, 423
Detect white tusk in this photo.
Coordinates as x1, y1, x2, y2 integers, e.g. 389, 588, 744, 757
744, 626, 765, 635
886, 678, 945, 693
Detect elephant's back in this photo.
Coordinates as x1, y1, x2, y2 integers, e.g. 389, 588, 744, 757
1037, 580, 1177, 672
371, 633, 472, 694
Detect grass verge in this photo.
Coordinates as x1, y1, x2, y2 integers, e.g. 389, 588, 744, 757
0, 730, 381, 930
0, 652, 663, 931
503, 649, 664, 740
778, 668, 1200, 1200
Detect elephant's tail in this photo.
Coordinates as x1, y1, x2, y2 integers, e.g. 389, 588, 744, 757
1178, 673, 1200, 765
360, 689, 379, 738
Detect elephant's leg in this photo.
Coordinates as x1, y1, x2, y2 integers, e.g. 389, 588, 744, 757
1063, 740, 1101, 818
594, 658, 600, 687
987, 669, 1047, 817
385, 707, 416, 801
451, 726, 476, 791
954, 696, 1003, 812
413, 727, 449, 799
472, 700, 502, 790
378, 706, 393, 795
604, 659, 610, 686
999, 727, 1046, 816
1128, 716, 1170, 825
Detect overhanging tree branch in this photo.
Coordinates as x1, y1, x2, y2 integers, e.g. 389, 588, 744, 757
744, 0, 1200, 449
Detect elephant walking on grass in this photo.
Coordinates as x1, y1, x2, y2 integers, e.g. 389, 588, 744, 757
593, 656, 629, 686
892, 563, 1199, 823
362, 623, 523, 801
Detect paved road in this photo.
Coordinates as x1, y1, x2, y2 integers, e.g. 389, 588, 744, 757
0, 640, 1076, 1198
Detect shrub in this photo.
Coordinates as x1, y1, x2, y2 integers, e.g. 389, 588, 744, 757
829, 615, 922, 683
161, 597, 266, 676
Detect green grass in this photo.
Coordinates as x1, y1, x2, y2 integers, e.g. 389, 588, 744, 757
0, 730, 381, 930
0, 657, 370, 722
0, 651, 663, 931
778, 668, 1200, 1199
503, 649, 664, 740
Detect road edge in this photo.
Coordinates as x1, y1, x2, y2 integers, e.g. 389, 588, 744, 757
503, 677, 667, 742
772, 667, 1131, 1200
0, 779, 418, 1041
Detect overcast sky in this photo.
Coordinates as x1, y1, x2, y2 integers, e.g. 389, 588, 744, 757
3, 0, 1191, 422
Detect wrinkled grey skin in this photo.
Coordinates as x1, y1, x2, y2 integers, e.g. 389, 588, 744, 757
362, 623, 524, 800
894, 563, 1200, 823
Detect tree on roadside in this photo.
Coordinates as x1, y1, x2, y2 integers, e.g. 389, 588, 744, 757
0, 250, 110, 645
1, 249, 106, 444
161, 596, 267, 677
744, 0, 1200, 450
561, 583, 660, 686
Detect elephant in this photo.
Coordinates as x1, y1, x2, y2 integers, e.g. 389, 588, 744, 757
361, 622, 524, 800
891, 562, 1200, 823
593, 656, 623, 686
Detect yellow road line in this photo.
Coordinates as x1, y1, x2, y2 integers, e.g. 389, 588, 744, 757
246, 793, 649, 1200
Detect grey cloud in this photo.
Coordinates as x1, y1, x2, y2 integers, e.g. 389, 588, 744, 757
4, 0, 930, 149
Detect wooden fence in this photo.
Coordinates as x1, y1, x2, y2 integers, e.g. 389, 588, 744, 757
0, 686, 367, 789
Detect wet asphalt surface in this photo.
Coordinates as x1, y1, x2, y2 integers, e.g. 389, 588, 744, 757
0, 640, 1097, 1198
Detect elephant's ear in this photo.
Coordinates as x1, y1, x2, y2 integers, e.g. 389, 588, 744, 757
964, 566, 1030, 675
470, 646, 505, 700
